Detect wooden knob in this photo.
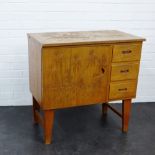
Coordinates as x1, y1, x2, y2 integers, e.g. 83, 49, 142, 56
101, 68, 105, 73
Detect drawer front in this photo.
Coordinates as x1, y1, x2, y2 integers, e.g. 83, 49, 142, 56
111, 62, 139, 81
42, 45, 112, 109
112, 43, 142, 62
109, 81, 137, 100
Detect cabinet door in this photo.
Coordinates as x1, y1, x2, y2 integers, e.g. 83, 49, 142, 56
42, 45, 112, 109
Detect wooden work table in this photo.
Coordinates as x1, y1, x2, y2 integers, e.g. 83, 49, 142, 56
28, 30, 145, 144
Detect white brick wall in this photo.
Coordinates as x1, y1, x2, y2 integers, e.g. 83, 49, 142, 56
0, 0, 155, 106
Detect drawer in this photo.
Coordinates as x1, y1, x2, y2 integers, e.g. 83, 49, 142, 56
111, 62, 139, 81
109, 80, 137, 100
112, 43, 142, 62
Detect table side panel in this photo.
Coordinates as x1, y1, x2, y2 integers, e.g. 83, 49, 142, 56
28, 37, 42, 105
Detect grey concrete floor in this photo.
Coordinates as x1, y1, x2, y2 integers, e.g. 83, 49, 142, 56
0, 103, 155, 155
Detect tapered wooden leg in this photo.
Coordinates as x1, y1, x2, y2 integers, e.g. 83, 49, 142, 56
122, 99, 132, 132
44, 110, 55, 144
32, 97, 40, 124
102, 103, 108, 115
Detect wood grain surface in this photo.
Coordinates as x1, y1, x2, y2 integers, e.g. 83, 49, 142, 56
28, 36, 42, 105
28, 30, 145, 144
42, 45, 112, 109
28, 30, 145, 47
112, 43, 142, 62
109, 80, 137, 100
111, 62, 140, 81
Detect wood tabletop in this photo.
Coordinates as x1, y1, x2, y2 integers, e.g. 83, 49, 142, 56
27, 30, 145, 47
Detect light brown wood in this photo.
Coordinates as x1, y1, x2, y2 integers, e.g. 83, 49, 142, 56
111, 62, 140, 81
42, 45, 112, 109
109, 80, 137, 100
102, 100, 132, 132
28, 30, 145, 144
28, 37, 42, 106
28, 30, 145, 47
44, 110, 54, 144
122, 99, 132, 132
112, 43, 142, 62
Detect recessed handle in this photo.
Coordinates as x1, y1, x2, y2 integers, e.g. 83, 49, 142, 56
120, 69, 129, 73
101, 68, 105, 73
122, 50, 132, 54
118, 88, 127, 91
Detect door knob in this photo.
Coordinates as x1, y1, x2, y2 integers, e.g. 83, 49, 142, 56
101, 68, 105, 73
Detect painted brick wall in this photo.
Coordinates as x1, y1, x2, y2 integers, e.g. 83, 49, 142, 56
0, 0, 155, 105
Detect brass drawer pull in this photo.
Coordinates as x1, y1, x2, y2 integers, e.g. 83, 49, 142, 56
120, 69, 129, 73
118, 88, 127, 91
122, 50, 132, 54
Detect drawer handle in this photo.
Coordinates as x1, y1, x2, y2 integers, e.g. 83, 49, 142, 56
101, 68, 105, 73
118, 88, 127, 91
122, 50, 132, 54
120, 69, 129, 73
